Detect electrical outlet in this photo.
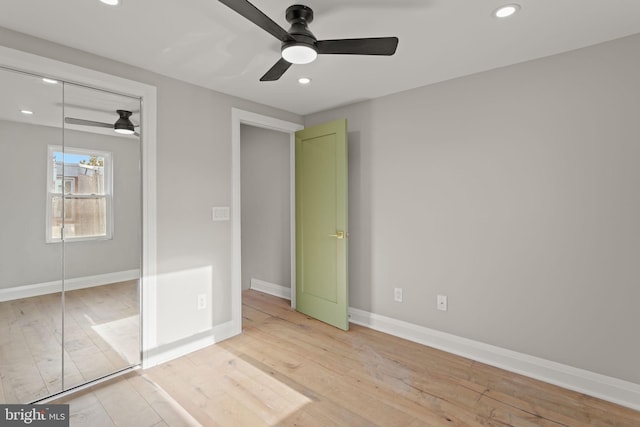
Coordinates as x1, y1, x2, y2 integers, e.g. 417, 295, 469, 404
197, 293, 207, 310
394, 287, 403, 302
437, 294, 448, 311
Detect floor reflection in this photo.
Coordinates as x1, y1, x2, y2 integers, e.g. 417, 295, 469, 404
0, 280, 140, 403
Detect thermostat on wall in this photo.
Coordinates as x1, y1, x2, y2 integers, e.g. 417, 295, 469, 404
212, 206, 230, 221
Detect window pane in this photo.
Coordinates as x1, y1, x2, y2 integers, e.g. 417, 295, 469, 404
47, 147, 111, 241
52, 151, 105, 195
50, 195, 63, 240
63, 197, 107, 239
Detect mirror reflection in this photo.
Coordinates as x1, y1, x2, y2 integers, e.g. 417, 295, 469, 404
0, 68, 142, 403
62, 83, 141, 390
0, 68, 64, 403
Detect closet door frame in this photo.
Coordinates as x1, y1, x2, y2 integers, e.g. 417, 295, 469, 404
0, 45, 158, 369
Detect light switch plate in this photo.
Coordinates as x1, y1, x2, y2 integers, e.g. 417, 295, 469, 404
212, 206, 230, 221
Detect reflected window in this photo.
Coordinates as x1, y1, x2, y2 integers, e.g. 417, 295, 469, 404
47, 146, 113, 242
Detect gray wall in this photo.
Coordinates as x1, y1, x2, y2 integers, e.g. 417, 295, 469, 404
4, 23, 637, 386
1, 120, 63, 289
0, 27, 302, 347
64, 126, 142, 280
240, 124, 291, 290
305, 34, 640, 384
0, 120, 140, 288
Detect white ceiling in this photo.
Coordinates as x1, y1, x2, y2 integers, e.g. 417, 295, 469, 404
1, 0, 640, 115
0, 66, 140, 135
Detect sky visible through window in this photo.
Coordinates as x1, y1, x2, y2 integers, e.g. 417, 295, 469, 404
53, 152, 91, 164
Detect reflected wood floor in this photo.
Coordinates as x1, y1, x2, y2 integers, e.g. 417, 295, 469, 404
0, 280, 140, 403
56, 290, 640, 426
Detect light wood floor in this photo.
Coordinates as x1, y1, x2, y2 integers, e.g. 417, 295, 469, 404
55, 290, 640, 426
0, 280, 140, 403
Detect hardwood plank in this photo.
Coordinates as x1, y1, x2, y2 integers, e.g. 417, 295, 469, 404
0, 281, 139, 403
239, 303, 527, 424
0, 371, 6, 402
230, 323, 503, 425
64, 391, 115, 427
90, 374, 163, 427
48, 290, 640, 426
128, 376, 202, 427
237, 290, 640, 426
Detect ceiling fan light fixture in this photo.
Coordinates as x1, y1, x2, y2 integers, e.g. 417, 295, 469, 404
282, 44, 317, 65
219, 1, 399, 81
100, 0, 120, 5
114, 109, 135, 134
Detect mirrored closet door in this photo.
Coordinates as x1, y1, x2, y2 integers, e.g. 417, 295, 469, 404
0, 67, 64, 403
0, 67, 142, 403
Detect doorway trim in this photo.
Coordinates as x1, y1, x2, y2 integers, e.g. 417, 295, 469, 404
231, 108, 303, 333
0, 45, 158, 368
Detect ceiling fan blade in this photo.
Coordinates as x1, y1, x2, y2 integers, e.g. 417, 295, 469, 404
65, 117, 113, 129
260, 58, 293, 81
316, 37, 399, 55
218, 0, 293, 42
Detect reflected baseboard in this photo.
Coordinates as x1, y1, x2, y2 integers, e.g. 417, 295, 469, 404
0, 269, 140, 302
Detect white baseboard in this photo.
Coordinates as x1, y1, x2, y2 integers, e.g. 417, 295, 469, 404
250, 278, 291, 300
0, 269, 141, 302
142, 320, 236, 368
348, 307, 640, 411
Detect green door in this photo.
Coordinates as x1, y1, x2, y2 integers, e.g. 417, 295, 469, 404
295, 119, 349, 330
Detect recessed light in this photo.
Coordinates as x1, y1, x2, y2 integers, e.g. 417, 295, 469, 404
494, 4, 520, 18
21, 109, 34, 115
298, 77, 311, 85
100, 0, 119, 5
42, 78, 58, 84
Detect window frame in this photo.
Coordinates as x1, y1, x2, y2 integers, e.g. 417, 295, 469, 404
46, 145, 114, 243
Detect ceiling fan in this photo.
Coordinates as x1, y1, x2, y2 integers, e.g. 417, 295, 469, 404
64, 110, 139, 136
218, 0, 399, 81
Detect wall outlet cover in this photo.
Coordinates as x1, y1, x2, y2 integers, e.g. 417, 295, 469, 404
437, 294, 448, 311
197, 293, 207, 310
394, 287, 403, 302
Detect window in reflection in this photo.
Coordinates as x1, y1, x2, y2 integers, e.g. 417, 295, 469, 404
47, 146, 112, 242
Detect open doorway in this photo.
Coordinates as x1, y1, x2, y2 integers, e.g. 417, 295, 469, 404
241, 124, 291, 297
230, 109, 303, 334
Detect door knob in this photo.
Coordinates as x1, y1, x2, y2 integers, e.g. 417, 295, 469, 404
329, 231, 345, 239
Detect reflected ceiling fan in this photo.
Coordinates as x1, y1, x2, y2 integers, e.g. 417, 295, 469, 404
64, 110, 139, 136
218, 0, 399, 81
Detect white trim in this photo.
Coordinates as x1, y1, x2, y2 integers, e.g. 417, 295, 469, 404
289, 126, 297, 310
0, 45, 157, 369
250, 278, 292, 300
142, 320, 236, 368
231, 108, 303, 335
0, 269, 141, 302
349, 307, 640, 411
